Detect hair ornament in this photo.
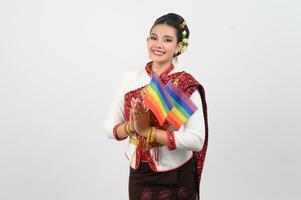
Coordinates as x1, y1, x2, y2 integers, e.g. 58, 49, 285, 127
180, 21, 187, 29
180, 32, 189, 53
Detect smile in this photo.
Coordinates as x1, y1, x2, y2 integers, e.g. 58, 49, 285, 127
152, 49, 165, 56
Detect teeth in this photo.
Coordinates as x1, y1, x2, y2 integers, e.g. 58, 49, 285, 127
153, 50, 164, 55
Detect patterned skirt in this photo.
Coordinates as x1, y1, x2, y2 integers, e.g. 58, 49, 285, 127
129, 157, 197, 200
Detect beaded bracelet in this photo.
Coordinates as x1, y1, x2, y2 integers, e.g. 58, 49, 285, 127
167, 131, 176, 150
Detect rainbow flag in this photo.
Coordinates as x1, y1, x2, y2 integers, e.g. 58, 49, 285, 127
143, 73, 174, 125
165, 82, 198, 130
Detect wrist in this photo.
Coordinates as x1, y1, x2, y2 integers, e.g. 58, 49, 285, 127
124, 122, 135, 137
128, 124, 136, 133
140, 127, 151, 137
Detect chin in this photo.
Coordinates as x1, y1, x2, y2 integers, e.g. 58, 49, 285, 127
149, 55, 170, 64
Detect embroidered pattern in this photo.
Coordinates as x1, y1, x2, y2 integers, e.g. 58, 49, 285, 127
178, 186, 188, 199
141, 188, 153, 200
158, 189, 172, 200
167, 131, 176, 150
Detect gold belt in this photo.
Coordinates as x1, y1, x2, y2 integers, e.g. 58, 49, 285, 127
130, 137, 163, 150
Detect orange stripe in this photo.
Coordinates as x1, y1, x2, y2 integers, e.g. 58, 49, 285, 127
145, 99, 165, 124
144, 96, 165, 124
166, 109, 183, 129
166, 114, 181, 130
148, 93, 167, 119
169, 108, 184, 125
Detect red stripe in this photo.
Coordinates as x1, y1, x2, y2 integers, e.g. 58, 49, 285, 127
166, 109, 182, 130
144, 96, 165, 125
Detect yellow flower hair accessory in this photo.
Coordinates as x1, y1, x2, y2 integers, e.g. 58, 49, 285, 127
180, 31, 189, 53
180, 21, 187, 29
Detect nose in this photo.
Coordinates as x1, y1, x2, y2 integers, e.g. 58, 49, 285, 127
154, 39, 163, 48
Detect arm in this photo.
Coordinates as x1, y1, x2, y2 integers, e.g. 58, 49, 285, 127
104, 73, 131, 140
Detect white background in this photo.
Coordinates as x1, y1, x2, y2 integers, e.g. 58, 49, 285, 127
1, 0, 300, 199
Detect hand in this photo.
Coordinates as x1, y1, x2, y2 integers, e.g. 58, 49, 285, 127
131, 98, 150, 137
128, 108, 135, 133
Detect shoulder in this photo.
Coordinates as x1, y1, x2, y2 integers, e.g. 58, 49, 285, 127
178, 70, 200, 86
178, 69, 206, 96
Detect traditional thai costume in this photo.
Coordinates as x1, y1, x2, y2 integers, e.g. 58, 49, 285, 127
104, 61, 209, 200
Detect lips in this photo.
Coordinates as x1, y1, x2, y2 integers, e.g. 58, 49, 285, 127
152, 49, 165, 56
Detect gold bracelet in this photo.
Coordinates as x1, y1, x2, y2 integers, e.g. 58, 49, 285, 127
145, 127, 153, 149
124, 122, 130, 136
150, 127, 157, 143
124, 122, 134, 137
127, 124, 136, 134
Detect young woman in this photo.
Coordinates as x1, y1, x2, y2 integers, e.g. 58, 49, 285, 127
104, 13, 209, 200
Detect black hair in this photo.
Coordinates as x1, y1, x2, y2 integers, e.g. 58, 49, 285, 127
150, 13, 190, 57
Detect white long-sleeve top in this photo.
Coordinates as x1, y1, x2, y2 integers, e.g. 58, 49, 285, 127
104, 66, 205, 172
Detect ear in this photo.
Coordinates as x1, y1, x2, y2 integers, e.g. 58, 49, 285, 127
146, 36, 150, 42
176, 42, 183, 54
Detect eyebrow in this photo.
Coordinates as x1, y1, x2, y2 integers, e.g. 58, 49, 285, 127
150, 33, 175, 39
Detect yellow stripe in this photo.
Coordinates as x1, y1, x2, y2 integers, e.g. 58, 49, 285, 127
172, 107, 187, 122
148, 87, 168, 117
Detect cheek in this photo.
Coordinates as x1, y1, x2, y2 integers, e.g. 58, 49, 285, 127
147, 40, 155, 48
165, 43, 178, 52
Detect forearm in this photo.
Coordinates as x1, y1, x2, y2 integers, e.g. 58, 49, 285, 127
140, 125, 203, 151
154, 128, 169, 146
140, 127, 169, 146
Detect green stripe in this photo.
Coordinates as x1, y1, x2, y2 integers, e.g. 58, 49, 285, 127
150, 82, 170, 113
171, 96, 190, 119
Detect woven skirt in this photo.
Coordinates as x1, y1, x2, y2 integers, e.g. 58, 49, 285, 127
129, 157, 197, 200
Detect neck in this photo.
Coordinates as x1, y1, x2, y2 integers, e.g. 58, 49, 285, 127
151, 60, 173, 76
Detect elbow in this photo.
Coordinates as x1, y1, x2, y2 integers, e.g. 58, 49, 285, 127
184, 134, 204, 151
191, 138, 204, 151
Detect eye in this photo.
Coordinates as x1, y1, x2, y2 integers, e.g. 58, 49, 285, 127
150, 36, 157, 40
165, 38, 173, 42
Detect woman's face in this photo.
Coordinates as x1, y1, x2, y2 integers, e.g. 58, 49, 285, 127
147, 24, 182, 64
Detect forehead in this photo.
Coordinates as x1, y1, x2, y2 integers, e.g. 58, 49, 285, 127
150, 24, 177, 37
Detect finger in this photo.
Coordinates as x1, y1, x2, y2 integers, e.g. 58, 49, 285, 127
129, 108, 133, 119
134, 101, 142, 118
132, 101, 137, 112
142, 102, 149, 112
138, 100, 143, 112
133, 99, 143, 119
133, 98, 139, 109
132, 109, 138, 122
137, 101, 144, 117
130, 111, 134, 123
133, 106, 141, 120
